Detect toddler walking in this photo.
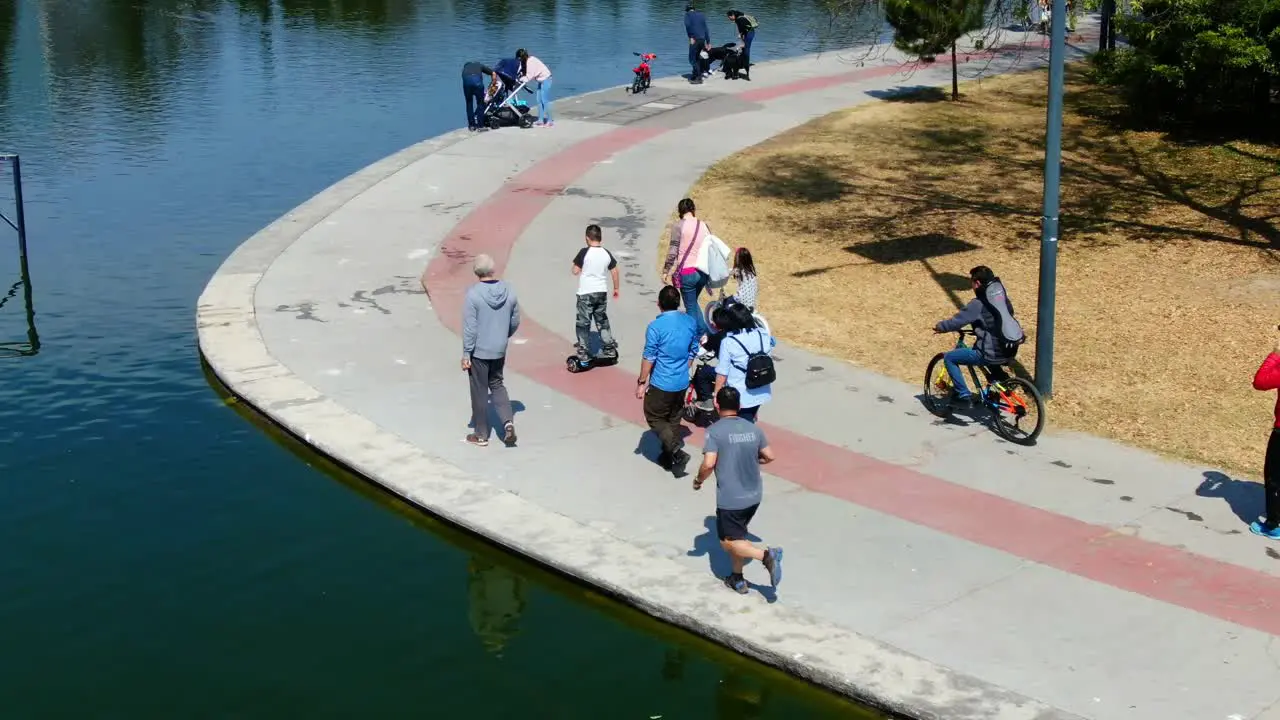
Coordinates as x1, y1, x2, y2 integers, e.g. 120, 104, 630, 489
571, 224, 620, 361
729, 247, 758, 311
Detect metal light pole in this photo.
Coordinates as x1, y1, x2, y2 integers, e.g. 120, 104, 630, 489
1034, 0, 1067, 399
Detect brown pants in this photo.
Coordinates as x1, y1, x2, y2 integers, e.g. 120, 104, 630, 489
643, 386, 686, 456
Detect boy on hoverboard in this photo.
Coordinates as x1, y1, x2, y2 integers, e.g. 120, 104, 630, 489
568, 224, 620, 370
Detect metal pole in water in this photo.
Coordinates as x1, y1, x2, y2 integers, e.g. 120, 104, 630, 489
10, 155, 28, 266
1035, 0, 1067, 399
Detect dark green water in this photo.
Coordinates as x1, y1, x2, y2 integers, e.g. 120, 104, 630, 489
0, 1, 884, 716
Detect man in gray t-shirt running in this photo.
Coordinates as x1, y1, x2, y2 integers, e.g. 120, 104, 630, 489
694, 386, 784, 594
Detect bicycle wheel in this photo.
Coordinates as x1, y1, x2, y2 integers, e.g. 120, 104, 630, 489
922, 353, 954, 418
989, 376, 1045, 445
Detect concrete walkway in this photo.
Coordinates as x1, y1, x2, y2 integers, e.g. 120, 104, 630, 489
198, 19, 1280, 720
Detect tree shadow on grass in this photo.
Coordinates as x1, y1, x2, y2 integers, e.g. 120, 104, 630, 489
747, 154, 851, 204
865, 85, 949, 103
755, 66, 1280, 252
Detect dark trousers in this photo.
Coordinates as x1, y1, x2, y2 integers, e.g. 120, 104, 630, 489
575, 292, 616, 357
688, 40, 709, 78
644, 386, 686, 456
1266, 429, 1280, 526
463, 74, 487, 129
738, 405, 759, 423
469, 356, 513, 440
741, 30, 755, 75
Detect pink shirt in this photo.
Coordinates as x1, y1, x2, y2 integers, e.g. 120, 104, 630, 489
663, 216, 706, 278
521, 56, 552, 83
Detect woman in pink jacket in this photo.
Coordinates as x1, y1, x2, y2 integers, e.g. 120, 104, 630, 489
516, 49, 553, 127
660, 197, 710, 336
1251, 333, 1280, 539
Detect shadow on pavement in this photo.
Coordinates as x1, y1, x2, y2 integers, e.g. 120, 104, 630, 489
687, 516, 777, 602
1197, 470, 1264, 526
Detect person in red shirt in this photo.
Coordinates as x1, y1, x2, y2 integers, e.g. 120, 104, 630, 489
1250, 334, 1280, 538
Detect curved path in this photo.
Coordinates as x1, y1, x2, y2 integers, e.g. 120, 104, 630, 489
199, 19, 1280, 720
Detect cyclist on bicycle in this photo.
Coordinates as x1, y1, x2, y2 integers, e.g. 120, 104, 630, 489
932, 265, 1025, 405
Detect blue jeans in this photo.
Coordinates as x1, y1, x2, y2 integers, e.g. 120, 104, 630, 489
679, 270, 709, 336
943, 347, 985, 398
741, 30, 755, 70
537, 79, 552, 123
463, 74, 487, 129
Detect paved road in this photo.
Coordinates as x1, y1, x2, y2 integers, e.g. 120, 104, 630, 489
199, 18, 1280, 720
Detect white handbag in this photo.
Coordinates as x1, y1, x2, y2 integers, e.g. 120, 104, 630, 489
697, 230, 732, 288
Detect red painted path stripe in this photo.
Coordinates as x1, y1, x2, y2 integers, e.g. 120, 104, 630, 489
422, 52, 1280, 636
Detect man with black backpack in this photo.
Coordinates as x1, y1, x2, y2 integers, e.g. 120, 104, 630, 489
932, 265, 1025, 406
726, 10, 758, 81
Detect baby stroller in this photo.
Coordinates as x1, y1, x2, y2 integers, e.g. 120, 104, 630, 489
483, 58, 535, 130
705, 42, 746, 80
683, 350, 719, 428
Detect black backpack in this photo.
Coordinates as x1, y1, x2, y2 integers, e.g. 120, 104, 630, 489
730, 330, 776, 389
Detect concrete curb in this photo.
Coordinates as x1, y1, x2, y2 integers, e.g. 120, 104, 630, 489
197, 47, 1087, 720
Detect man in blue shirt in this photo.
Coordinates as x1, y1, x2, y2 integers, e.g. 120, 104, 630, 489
684, 4, 711, 84
637, 285, 700, 473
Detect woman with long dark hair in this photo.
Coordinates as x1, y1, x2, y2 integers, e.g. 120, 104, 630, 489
515, 48, 554, 127
713, 302, 775, 423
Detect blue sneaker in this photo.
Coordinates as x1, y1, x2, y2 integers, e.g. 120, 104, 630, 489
1250, 521, 1280, 539
723, 574, 748, 594
763, 547, 783, 587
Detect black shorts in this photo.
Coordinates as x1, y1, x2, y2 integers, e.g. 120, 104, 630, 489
716, 504, 759, 541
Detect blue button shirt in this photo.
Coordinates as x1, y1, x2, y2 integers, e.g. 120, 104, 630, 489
643, 310, 699, 393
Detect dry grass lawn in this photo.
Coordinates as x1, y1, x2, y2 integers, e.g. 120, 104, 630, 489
683, 66, 1280, 476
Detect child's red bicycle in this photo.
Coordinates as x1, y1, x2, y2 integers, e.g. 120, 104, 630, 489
628, 52, 657, 94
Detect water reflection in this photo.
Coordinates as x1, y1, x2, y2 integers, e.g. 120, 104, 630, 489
0, 276, 39, 359
466, 554, 528, 658
236, 0, 419, 28
717, 668, 773, 720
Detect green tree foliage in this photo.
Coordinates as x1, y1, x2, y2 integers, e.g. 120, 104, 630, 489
1094, 0, 1280, 133
884, 0, 987, 99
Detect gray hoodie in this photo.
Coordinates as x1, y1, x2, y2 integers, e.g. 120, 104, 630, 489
463, 280, 521, 361
936, 279, 1024, 362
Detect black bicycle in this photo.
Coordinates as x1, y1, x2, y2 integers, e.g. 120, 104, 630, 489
922, 329, 1045, 445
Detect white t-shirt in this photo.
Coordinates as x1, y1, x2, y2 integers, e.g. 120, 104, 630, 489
573, 245, 617, 295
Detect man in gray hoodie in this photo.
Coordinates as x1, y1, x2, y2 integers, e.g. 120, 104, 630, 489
462, 254, 521, 447
933, 265, 1024, 405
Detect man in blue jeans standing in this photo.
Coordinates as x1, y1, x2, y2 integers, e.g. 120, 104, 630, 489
461, 61, 494, 131
637, 286, 700, 473
684, 4, 711, 84
932, 265, 1024, 405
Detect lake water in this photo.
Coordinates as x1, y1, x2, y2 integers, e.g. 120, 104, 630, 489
0, 1, 885, 716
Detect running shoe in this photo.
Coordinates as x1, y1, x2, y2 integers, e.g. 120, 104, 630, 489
763, 547, 783, 587
723, 574, 748, 594
1250, 521, 1280, 539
